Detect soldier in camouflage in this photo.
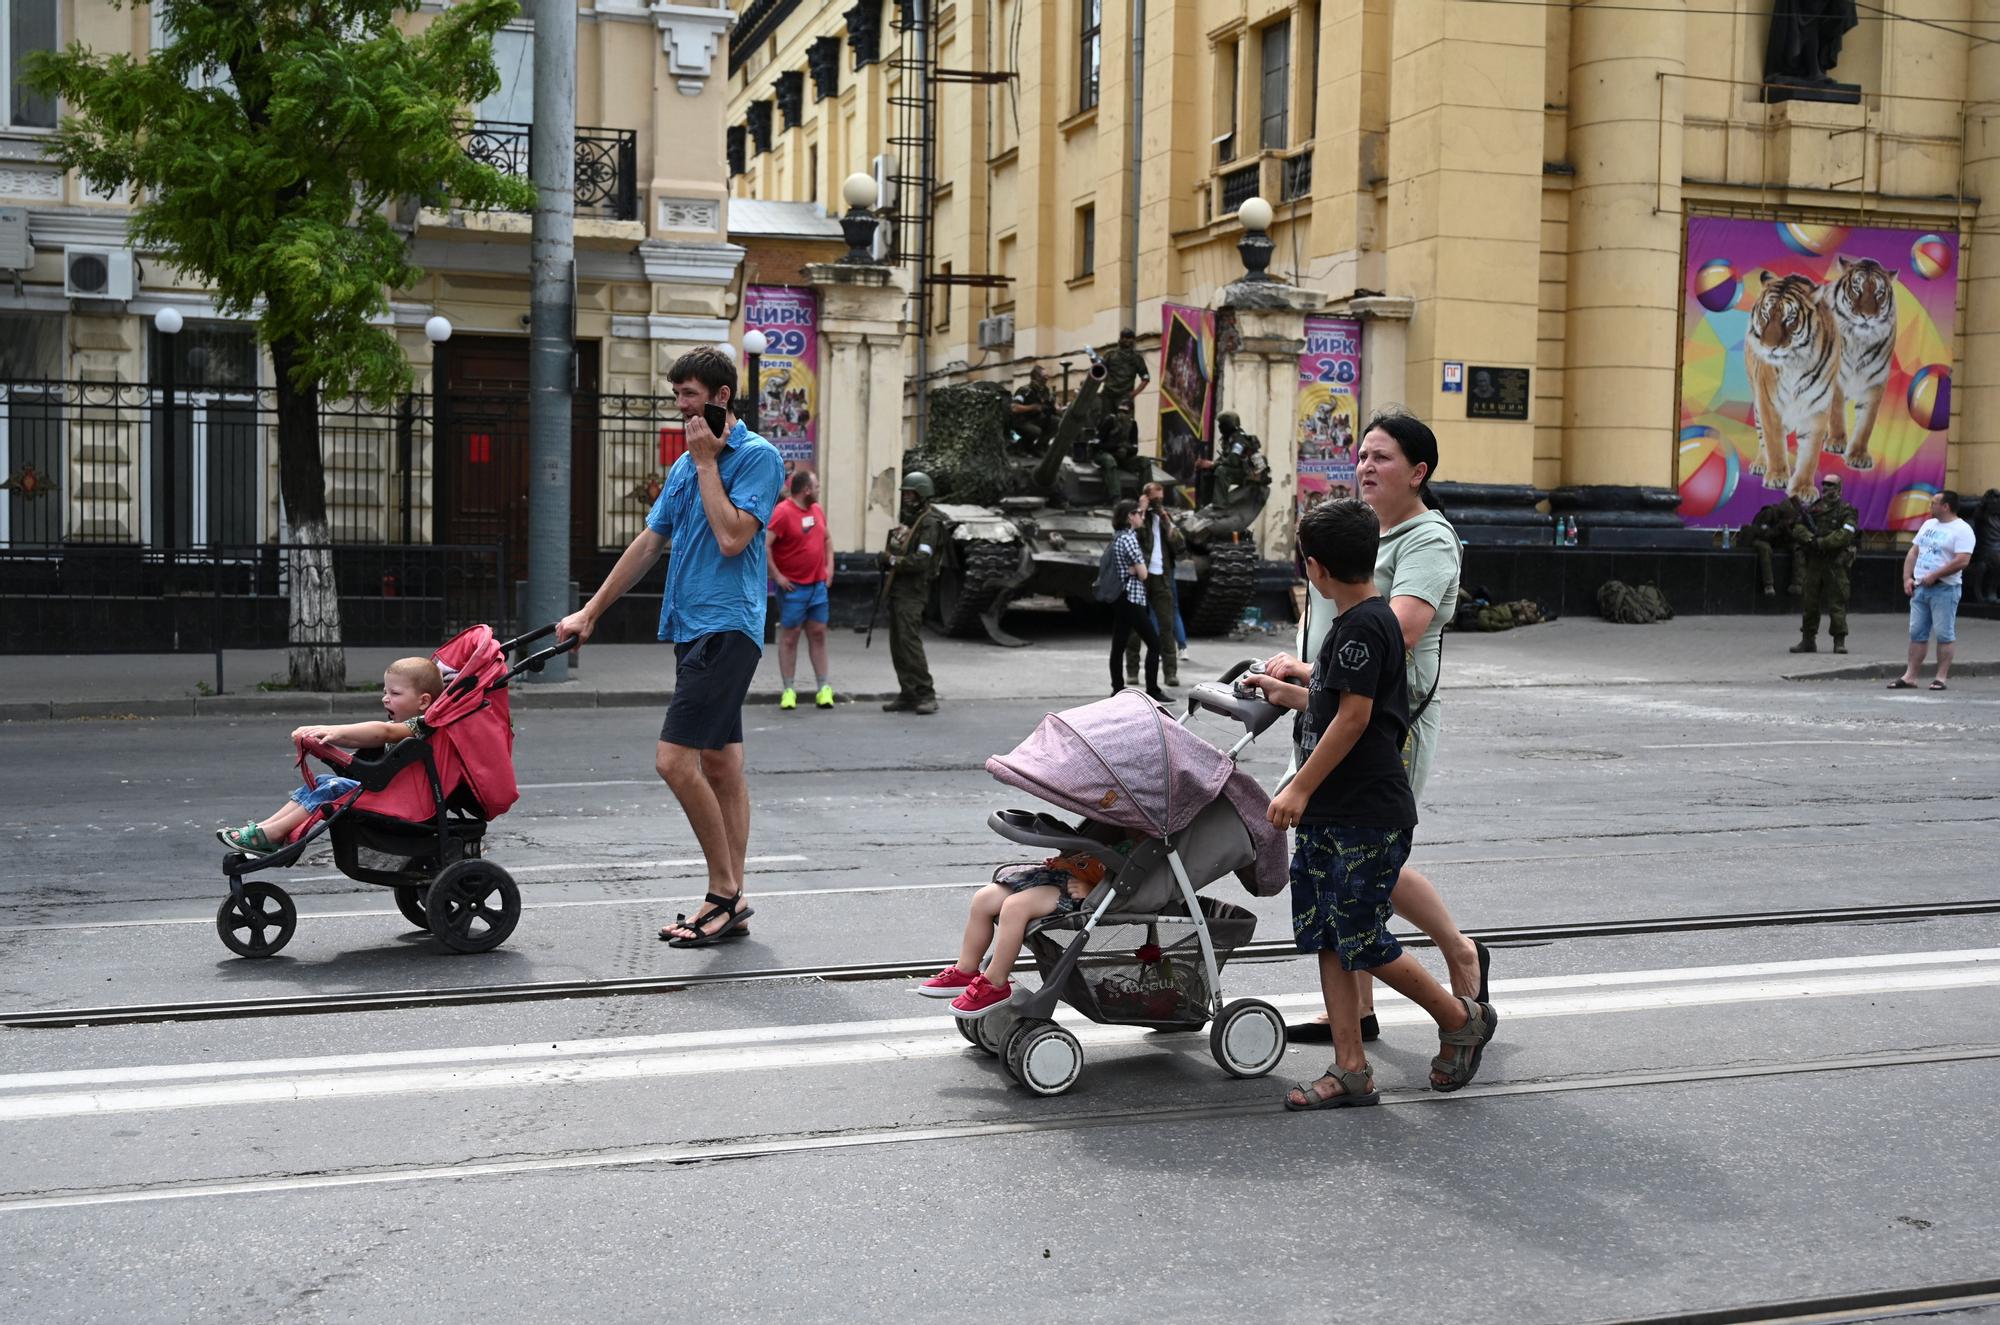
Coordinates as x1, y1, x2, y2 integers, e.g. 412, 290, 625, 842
1008, 364, 1058, 453
1740, 495, 1806, 598
1211, 414, 1270, 506
882, 472, 946, 713
1092, 399, 1150, 503
1790, 473, 1859, 654
1099, 327, 1151, 412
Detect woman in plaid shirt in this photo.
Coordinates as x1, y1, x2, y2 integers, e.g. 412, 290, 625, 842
1108, 498, 1170, 701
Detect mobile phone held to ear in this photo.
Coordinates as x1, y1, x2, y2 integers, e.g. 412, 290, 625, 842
702, 402, 730, 437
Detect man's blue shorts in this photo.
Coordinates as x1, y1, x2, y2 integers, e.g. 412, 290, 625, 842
1910, 582, 1962, 644
777, 580, 830, 629
1290, 824, 1412, 972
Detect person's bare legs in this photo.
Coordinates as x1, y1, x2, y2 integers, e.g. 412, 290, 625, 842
1322, 866, 1479, 1020
656, 740, 750, 939
1364, 951, 1481, 1088
253, 802, 310, 841
1936, 640, 1956, 683
1900, 639, 1927, 685
982, 887, 1062, 986
777, 625, 802, 686
1287, 961, 1370, 1106
954, 883, 1010, 974
804, 619, 830, 680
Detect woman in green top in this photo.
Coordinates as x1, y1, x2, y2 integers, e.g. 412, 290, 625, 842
1276, 410, 1488, 1042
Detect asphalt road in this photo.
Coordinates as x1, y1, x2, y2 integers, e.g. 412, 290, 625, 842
2, 650, 1998, 1322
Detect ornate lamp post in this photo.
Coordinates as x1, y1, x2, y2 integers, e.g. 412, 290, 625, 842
741, 328, 768, 431
153, 306, 184, 558
838, 171, 880, 264
1236, 195, 1275, 282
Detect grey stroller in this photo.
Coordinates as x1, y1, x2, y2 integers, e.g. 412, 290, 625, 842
970, 677, 1292, 1096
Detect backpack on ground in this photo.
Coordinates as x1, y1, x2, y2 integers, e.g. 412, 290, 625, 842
1596, 580, 1674, 625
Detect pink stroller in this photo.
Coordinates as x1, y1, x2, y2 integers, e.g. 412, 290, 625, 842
969, 681, 1292, 1096
214, 623, 574, 958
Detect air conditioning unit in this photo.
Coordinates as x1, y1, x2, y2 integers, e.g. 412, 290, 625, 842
64, 247, 136, 301
976, 314, 1015, 349
871, 153, 897, 210
0, 208, 30, 272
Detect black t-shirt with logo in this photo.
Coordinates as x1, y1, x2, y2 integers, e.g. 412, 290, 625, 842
1292, 595, 1418, 829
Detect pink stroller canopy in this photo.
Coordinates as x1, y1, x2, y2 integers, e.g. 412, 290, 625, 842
987, 691, 1239, 836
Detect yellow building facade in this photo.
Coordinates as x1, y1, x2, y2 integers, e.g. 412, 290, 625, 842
727, 0, 2000, 513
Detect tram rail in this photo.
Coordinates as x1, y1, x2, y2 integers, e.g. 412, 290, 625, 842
7, 897, 1997, 1030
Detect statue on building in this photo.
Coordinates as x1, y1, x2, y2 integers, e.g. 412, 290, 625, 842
1764, 1, 1858, 87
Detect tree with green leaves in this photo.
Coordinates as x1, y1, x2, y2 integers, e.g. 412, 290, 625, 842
30, 0, 535, 690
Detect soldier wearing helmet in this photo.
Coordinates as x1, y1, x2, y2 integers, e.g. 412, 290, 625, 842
881, 471, 946, 713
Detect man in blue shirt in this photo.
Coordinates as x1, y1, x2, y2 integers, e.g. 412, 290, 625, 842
558, 347, 784, 947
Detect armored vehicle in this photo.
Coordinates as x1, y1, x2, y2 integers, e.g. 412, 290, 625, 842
911, 361, 1268, 644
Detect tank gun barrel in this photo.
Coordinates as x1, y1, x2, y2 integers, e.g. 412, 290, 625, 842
1034, 359, 1107, 493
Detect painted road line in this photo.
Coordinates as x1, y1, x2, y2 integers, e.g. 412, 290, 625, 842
5, 947, 1992, 1095
4, 1046, 1996, 1215
1637, 739, 1924, 750
3, 956, 1996, 1122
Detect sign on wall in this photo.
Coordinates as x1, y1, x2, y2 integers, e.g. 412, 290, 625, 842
1158, 303, 1216, 484
1678, 218, 1956, 531
743, 285, 819, 469
1296, 315, 1363, 519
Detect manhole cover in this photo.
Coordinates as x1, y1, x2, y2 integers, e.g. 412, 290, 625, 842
1516, 748, 1623, 761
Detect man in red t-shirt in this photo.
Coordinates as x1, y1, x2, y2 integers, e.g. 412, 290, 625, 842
767, 468, 836, 709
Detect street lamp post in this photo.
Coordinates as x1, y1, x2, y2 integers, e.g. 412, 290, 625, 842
153, 307, 183, 563
837, 172, 880, 264
1236, 196, 1276, 282
411, 316, 452, 546
741, 328, 767, 432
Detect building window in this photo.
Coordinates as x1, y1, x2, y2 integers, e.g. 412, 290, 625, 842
1302, 4, 1320, 140
1259, 20, 1289, 152
1079, 0, 1100, 112
1075, 204, 1095, 278
475, 26, 534, 124
807, 142, 819, 204
4, 0, 59, 128
935, 262, 952, 330
1214, 38, 1238, 165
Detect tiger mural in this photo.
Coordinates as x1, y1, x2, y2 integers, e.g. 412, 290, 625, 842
1825, 255, 1898, 473
1745, 271, 1844, 500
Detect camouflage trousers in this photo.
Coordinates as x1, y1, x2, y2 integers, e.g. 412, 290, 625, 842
887, 593, 934, 702
1289, 824, 1412, 972
1799, 558, 1851, 641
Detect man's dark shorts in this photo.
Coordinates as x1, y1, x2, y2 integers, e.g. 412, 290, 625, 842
661, 630, 761, 749
1289, 824, 1412, 972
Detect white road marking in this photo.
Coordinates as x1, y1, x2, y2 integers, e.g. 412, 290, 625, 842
2, 949, 1994, 1122
1638, 739, 1922, 750
288, 853, 809, 885
515, 779, 663, 790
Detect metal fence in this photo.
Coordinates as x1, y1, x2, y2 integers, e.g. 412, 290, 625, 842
0, 378, 689, 653
462, 121, 641, 222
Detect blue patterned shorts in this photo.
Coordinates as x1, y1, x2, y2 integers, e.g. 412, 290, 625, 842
1290, 824, 1412, 971
997, 863, 1085, 915
290, 776, 359, 811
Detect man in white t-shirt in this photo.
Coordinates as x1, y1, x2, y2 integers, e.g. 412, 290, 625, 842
1893, 489, 1977, 691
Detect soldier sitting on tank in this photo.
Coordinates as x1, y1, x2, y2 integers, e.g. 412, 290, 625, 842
1008, 364, 1058, 454
1740, 495, 1806, 598
1211, 415, 1270, 508
1093, 400, 1150, 503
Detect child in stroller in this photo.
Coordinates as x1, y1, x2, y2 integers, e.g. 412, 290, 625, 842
941, 685, 1296, 1096
215, 656, 444, 856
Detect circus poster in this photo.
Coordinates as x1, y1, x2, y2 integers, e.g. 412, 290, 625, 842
1678, 218, 1956, 531
1296, 315, 1362, 520
743, 285, 819, 467
1158, 303, 1215, 485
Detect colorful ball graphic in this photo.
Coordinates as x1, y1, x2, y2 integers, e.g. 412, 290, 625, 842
1910, 234, 1953, 281
1906, 365, 1952, 431
1695, 258, 1741, 313
1777, 222, 1849, 257
1677, 425, 1740, 519
1889, 484, 1941, 530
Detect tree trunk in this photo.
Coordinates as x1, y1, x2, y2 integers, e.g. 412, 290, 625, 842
271, 336, 346, 692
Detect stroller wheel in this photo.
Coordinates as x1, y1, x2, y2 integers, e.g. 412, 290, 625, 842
393, 886, 431, 932
954, 1016, 984, 1049
969, 1009, 1012, 1058
424, 860, 521, 954
215, 882, 297, 958
1210, 998, 1287, 1079
1006, 1020, 1083, 1097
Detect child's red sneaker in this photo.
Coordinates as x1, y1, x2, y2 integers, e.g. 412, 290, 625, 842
916, 964, 977, 998
949, 973, 1013, 1019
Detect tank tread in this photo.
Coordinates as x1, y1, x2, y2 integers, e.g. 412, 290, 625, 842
1186, 540, 1260, 636
939, 539, 1025, 638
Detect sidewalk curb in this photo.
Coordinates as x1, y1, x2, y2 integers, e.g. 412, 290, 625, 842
1784, 660, 1999, 682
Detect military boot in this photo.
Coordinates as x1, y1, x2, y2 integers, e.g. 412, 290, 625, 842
913, 698, 939, 715
882, 695, 917, 712
1789, 635, 1817, 654
1831, 637, 1848, 654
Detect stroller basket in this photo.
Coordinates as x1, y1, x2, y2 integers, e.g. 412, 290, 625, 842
1028, 895, 1258, 1029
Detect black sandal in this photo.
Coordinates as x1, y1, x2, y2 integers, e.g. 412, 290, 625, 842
661, 892, 754, 947
1285, 1014, 1379, 1044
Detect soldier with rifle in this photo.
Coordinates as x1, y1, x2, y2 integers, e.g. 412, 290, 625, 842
1211, 413, 1271, 507
1790, 473, 1859, 654
1008, 364, 1058, 453
1740, 495, 1807, 598
875, 471, 947, 713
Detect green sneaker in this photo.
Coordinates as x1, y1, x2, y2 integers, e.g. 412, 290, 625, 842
779, 687, 798, 710
815, 684, 835, 708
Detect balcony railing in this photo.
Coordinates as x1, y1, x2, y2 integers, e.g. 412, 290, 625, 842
1219, 162, 1261, 215
463, 121, 640, 222
1281, 150, 1313, 202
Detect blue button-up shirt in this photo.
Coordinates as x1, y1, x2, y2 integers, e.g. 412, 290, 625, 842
645, 421, 784, 646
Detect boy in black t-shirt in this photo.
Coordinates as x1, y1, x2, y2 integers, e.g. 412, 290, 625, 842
1247, 499, 1498, 1109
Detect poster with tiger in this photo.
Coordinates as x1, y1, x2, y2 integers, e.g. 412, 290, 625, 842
1678, 218, 1955, 531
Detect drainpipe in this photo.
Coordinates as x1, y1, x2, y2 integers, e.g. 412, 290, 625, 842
1125, 0, 1145, 338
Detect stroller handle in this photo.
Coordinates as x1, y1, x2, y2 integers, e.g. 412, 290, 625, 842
506, 630, 581, 680
500, 622, 561, 653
